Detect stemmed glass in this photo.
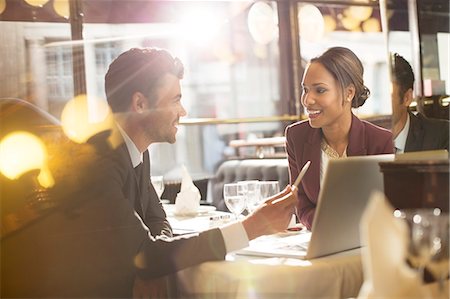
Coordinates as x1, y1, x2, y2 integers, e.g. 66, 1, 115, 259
427, 211, 449, 294
399, 208, 449, 290
238, 180, 260, 214
245, 181, 280, 214
223, 183, 247, 220
151, 176, 165, 199
409, 211, 434, 280
258, 181, 280, 202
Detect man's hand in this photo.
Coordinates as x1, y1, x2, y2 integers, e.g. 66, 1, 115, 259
242, 185, 298, 240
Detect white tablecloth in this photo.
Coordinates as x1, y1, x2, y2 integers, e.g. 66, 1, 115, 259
164, 206, 363, 298
174, 249, 362, 299
164, 204, 232, 235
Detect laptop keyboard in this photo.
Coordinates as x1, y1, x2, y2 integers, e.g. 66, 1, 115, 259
235, 230, 312, 258
276, 241, 309, 251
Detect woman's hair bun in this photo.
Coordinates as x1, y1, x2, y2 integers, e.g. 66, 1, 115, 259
353, 86, 370, 108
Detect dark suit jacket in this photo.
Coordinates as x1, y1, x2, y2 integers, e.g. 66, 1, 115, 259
285, 113, 394, 230
1, 129, 227, 298
405, 111, 449, 152
111, 138, 172, 237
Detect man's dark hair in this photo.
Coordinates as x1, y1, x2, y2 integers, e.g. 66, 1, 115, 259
105, 48, 184, 113
392, 53, 414, 103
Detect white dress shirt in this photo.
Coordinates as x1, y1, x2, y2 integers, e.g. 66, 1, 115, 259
116, 124, 249, 252
116, 124, 143, 168
220, 221, 249, 252
394, 113, 410, 154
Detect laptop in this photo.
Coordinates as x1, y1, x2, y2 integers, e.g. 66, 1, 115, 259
236, 154, 395, 259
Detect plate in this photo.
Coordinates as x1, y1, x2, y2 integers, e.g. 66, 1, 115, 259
195, 205, 217, 215
163, 204, 217, 216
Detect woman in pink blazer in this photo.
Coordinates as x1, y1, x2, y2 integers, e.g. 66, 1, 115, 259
285, 47, 394, 230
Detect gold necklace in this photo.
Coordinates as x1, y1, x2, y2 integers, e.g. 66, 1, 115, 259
321, 139, 347, 159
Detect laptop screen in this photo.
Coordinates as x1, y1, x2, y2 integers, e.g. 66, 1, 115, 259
306, 154, 394, 259
235, 154, 395, 260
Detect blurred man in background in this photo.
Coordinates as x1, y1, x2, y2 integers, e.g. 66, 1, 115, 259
391, 53, 449, 153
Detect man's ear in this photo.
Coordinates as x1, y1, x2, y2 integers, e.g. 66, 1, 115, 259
403, 88, 414, 107
131, 92, 147, 113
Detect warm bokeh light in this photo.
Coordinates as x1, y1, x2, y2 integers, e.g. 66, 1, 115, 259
37, 166, 54, 188
347, 6, 373, 22
0, 0, 6, 14
247, 1, 278, 45
298, 4, 324, 42
341, 15, 361, 31
24, 0, 48, 7
61, 94, 113, 144
53, 0, 70, 18
362, 17, 380, 32
323, 15, 337, 33
0, 131, 46, 180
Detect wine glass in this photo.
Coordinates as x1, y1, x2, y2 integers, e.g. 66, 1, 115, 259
245, 181, 280, 213
427, 211, 449, 294
258, 181, 280, 202
223, 183, 247, 220
410, 211, 434, 280
399, 208, 445, 285
238, 180, 260, 214
151, 176, 165, 199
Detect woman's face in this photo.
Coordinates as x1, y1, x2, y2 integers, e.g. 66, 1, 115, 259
301, 62, 352, 129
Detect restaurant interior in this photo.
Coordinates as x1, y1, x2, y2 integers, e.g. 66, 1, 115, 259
1, 0, 449, 298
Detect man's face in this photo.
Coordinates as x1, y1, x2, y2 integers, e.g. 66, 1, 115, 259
142, 73, 186, 144
391, 80, 408, 125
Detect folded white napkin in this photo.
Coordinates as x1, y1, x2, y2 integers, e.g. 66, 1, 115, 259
174, 165, 201, 216
358, 191, 423, 299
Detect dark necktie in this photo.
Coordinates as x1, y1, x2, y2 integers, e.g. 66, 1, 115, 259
133, 162, 144, 217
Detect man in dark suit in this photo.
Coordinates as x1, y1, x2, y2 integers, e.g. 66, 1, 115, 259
0, 48, 298, 298
391, 53, 449, 153
103, 47, 299, 296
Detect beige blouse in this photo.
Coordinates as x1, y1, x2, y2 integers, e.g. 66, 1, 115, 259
320, 139, 347, 185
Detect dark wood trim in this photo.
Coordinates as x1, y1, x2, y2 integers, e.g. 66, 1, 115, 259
69, 0, 86, 96
277, 0, 303, 121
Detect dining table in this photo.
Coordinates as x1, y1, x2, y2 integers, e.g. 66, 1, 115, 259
173, 248, 363, 299
163, 204, 364, 299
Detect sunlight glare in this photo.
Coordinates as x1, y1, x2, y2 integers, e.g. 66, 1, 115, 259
177, 9, 223, 47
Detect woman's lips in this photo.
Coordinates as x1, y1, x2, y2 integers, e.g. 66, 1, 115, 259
307, 110, 321, 119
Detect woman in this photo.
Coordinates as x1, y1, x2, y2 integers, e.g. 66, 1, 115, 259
285, 47, 394, 230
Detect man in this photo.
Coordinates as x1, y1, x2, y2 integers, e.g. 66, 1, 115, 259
1, 48, 297, 298
391, 53, 449, 153
103, 47, 296, 234
102, 48, 297, 295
